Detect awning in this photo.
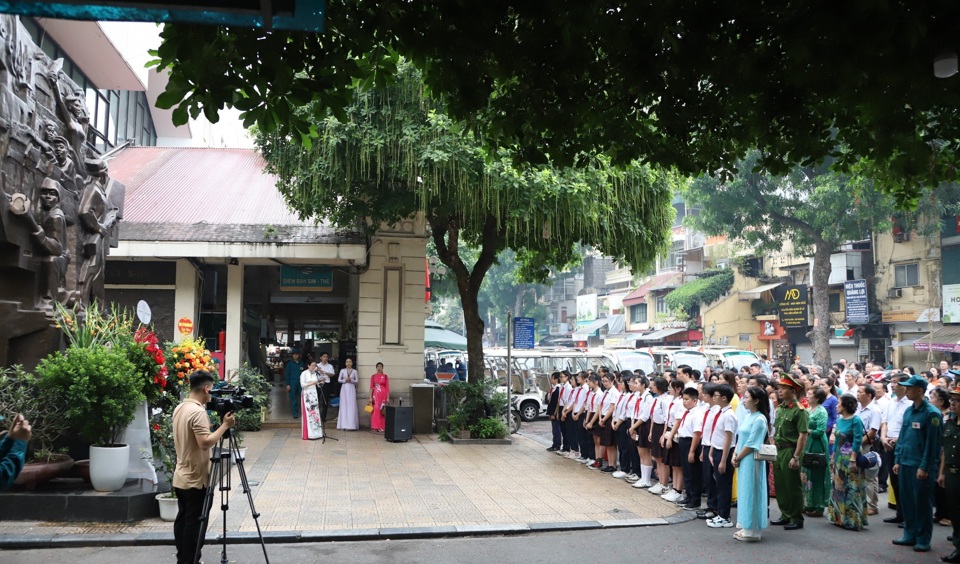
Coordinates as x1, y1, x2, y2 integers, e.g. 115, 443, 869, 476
913, 326, 960, 353
424, 321, 468, 350
573, 318, 609, 340
739, 282, 783, 300
636, 327, 687, 341
892, 337, 925, 348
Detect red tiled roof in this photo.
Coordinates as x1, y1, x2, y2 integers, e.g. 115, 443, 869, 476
106, 147, 309, 226
622, 272, 683, 306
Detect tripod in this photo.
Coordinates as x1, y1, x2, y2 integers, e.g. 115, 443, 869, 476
195, 427, 269, 564
319, 383, 338, 444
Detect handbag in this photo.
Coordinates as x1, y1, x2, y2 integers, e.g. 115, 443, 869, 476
364, 403, 374, 414
755, 444, 778, 462
802, 452, 827, 469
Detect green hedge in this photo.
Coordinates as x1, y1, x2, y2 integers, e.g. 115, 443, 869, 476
664, 269, 734, 316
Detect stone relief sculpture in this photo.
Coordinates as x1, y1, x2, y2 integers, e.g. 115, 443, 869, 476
0, 15, 124, 369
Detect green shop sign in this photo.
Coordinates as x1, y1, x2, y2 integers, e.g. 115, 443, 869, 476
280, 266, 333, 291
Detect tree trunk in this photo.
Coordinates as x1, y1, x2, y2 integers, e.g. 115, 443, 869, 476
514, 284, 528, 317
811, 241, 833, 370
430, 214, 504, 384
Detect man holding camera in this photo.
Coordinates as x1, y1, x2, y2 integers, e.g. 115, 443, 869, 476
173, 370, 236, 564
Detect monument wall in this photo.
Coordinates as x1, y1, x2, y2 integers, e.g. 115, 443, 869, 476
0, 15, 123, 369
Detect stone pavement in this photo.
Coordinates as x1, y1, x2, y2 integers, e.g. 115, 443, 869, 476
0, 427, 687, 546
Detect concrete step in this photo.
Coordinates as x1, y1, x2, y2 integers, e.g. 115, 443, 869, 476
262, 420, 301, 429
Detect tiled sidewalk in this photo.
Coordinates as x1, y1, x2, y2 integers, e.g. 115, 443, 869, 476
0, 429, 681, 538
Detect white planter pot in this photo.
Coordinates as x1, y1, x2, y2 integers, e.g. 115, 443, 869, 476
233, 447, 247, 463
89, 444, 130, 492
156, 494, 178, 521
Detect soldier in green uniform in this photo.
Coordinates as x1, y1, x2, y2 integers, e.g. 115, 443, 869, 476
769, 373, 809, 530
284, 348, 305, 419
937, 384, 960, 564
892, 374, 942, 553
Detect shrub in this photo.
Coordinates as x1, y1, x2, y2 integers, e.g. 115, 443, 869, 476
441, 379, 508, 439
664, 269, 735, 315
0, 365, 69, 458
470, 416, 507, 439
36, 346, 144, 446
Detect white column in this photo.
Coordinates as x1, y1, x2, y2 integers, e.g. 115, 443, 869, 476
173, 260, 198, 342
225, 262, 244, 378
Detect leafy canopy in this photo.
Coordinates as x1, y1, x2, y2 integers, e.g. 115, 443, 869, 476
257, 64, 675, 277
153, 1, 960, 207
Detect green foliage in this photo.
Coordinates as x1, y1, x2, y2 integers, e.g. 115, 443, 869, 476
442, 379, 507, 438
149, 414, 176, 496
470, 416, 508, 440
35, 347, 144, 447
0, 365, 70, 457
664, 270, 735, 316
153, 4, 960, 208
53, 301, 132, 349
230, 364, 273, 433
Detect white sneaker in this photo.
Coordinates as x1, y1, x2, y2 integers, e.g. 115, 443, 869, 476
582, 458, 594, 465
707, 517, 733, 528
648, 484, 666, 495
612, 470, 627, 479
632, 480, 650, 488
661, 489, 682, 503
624, 473, 640, 482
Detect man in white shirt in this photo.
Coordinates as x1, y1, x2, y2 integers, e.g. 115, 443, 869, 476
880, 373, 911, 524
695, 384, 721, 519
857, 385, 882, 515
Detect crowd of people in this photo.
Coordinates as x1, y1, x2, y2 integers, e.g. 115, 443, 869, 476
545, 358, 960, 561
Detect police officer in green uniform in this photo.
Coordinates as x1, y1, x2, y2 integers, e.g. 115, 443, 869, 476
937, 384, 960, 564
769, 373, 809, 530
893, 374, 942, 553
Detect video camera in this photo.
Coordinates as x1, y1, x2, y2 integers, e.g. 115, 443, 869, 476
206, 385, 255, 417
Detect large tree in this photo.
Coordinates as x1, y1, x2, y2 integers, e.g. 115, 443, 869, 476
682, 151, 897, 369
257, 65, 674, 382
153, 2, 960, 206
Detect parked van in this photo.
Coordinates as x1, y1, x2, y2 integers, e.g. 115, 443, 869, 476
695, 347, 762, 371
482, 348, 657, 421
649, 347, 710, 374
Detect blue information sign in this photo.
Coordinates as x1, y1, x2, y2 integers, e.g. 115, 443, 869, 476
844, 279, 870, 324
513, 317, 535, 349
279, 266, 333, 291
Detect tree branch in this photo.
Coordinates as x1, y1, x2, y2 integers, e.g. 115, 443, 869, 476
746, 180, 827, 245
469, 214, 506, 293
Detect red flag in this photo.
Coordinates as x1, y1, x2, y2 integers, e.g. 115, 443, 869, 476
425, 257, 431, 303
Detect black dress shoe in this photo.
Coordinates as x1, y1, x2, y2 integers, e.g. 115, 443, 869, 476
883, 516, 904, 524
784, 522, 804, 531
942, 549, 960, 563
770, 518, 791, 526
546, 446, 559, 451
892, 538, 916, 546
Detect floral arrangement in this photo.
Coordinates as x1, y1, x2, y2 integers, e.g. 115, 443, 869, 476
166, 337, 215, 392
129, 327, 168, 403
53, 301, 131, 349
149, 415, 177, 497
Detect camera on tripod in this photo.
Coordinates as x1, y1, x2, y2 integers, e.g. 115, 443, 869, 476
206, 385, 255, 416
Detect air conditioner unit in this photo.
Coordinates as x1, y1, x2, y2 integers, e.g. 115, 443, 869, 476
888, 287, 902, 298
894, 232, 911, 243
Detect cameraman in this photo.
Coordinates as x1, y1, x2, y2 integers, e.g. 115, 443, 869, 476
173, 370, 235, 564
0, 413, 31, 491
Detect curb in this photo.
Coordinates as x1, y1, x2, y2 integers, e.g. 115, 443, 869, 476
0, 511, 697, 549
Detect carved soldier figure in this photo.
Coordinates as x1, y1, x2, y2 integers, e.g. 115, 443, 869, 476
7, 178, 68, 308
77, 158, 117, 307
48, 70, 89, 167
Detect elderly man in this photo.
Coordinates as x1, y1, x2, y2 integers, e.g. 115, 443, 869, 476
893, 374, 943, 554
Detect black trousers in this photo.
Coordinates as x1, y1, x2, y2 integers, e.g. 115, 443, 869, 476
174, 486, 208, 564
881, 446, 902, 519
616, 423, 638, 474
679, 437, 702, 501
578, 419, 595, 459
551, 418, 563, 449
702, 444, 715, 510
711, 448, 735, 519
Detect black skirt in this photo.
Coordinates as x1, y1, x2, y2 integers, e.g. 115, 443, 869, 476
664, 432, 683, 466
649, 422, 666, 459
599, 418, 616, 447
636, 420, 653, 449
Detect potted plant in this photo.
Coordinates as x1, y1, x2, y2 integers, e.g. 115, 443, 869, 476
36, 345, 144, 492
0, 366, 73, 489
149, 415, 178, 521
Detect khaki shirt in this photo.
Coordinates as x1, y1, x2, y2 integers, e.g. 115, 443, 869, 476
172, 398, 211, 489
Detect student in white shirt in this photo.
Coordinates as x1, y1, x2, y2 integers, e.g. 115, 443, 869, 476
629, 376, 655, 488
612, 372, 641, 481
646, 377, 671, 494
696, 383, 721, 520
707, 384, 738, 528
594, 372, 621, 472
659, 379, 686, 502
